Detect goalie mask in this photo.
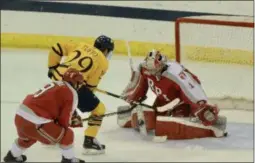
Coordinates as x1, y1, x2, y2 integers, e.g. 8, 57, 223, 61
144, 50, 167, 74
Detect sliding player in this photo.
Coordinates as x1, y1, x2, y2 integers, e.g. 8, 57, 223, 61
47, 35, 114, 154
3, 69, 85, 163
118, 50, 227, 139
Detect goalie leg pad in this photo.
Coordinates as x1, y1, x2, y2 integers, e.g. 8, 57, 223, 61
213, 115, 227, 131
155, 116, 226, 139
117, 105, 132, 128
131, 108, 156, 131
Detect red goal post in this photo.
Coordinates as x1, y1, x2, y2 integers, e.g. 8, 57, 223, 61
175, 15, 254, 63
174, 15, 254, 111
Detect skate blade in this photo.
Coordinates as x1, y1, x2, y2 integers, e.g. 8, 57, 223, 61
83, 148, 105, 155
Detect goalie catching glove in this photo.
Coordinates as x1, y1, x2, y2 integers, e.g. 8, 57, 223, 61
194, 101, 219, 126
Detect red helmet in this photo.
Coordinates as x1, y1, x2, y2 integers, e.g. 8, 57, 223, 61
63, 68, 83, 88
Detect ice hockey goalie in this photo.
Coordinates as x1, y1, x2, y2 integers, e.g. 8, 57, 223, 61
117, 50, 227, 140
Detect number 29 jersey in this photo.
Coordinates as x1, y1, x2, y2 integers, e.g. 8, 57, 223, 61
48, 42, 109, 89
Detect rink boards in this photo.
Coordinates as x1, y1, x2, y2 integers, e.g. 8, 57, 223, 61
1, 1, 254, 66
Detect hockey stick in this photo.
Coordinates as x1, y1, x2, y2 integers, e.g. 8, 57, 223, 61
126, 41, 135, 72
82, 104, 137, 122
95, 88, 152, 108
95, 88, 181, 114
157, 98, 183, 112
126, 40, 139, 83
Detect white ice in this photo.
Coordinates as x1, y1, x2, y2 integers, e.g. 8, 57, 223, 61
1, 49, 254, 162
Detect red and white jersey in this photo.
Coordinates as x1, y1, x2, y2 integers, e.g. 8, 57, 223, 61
17, 81, 78, 128
140, 61, 208, 107
123, 60, 208, 116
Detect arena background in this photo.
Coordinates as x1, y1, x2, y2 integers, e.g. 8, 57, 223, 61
1, 1, 254, 162
1, 0, 253, 65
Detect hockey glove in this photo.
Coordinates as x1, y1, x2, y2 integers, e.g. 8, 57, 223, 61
70, 110, 83, 128
195, 101, 219, 126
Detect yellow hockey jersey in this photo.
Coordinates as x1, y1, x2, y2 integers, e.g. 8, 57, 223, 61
48, 42, 109, 89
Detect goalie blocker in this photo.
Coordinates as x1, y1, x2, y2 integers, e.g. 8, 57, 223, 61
117, 105, 227, 139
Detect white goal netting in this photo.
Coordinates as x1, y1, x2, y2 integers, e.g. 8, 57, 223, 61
175, 15, 254, 111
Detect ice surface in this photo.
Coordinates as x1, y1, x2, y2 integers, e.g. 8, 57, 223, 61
1, 49, 254, 162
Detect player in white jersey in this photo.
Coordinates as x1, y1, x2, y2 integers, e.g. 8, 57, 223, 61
117, 50, 227, 139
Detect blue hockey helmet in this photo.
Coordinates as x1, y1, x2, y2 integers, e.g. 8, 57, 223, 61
94, 35, 114, 59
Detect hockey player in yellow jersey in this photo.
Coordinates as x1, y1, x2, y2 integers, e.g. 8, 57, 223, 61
47, 35, 114, 155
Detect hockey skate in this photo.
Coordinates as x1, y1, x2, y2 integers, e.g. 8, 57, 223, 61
3, 150, 27, 163
61, 156, 85, 163
83, 136, 105, 155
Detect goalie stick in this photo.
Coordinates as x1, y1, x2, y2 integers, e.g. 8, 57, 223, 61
157, 98, 183, 113
126, 40, 135, 72
96, 88, 181, 113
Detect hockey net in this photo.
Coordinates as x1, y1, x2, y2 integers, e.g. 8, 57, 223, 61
175, 15, 254, 111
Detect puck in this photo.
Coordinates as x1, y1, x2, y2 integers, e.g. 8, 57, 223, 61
224, 132, 228, 137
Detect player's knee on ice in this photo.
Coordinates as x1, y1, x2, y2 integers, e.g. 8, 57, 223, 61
14, 114, 75, 148
59, 128, 74, 147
